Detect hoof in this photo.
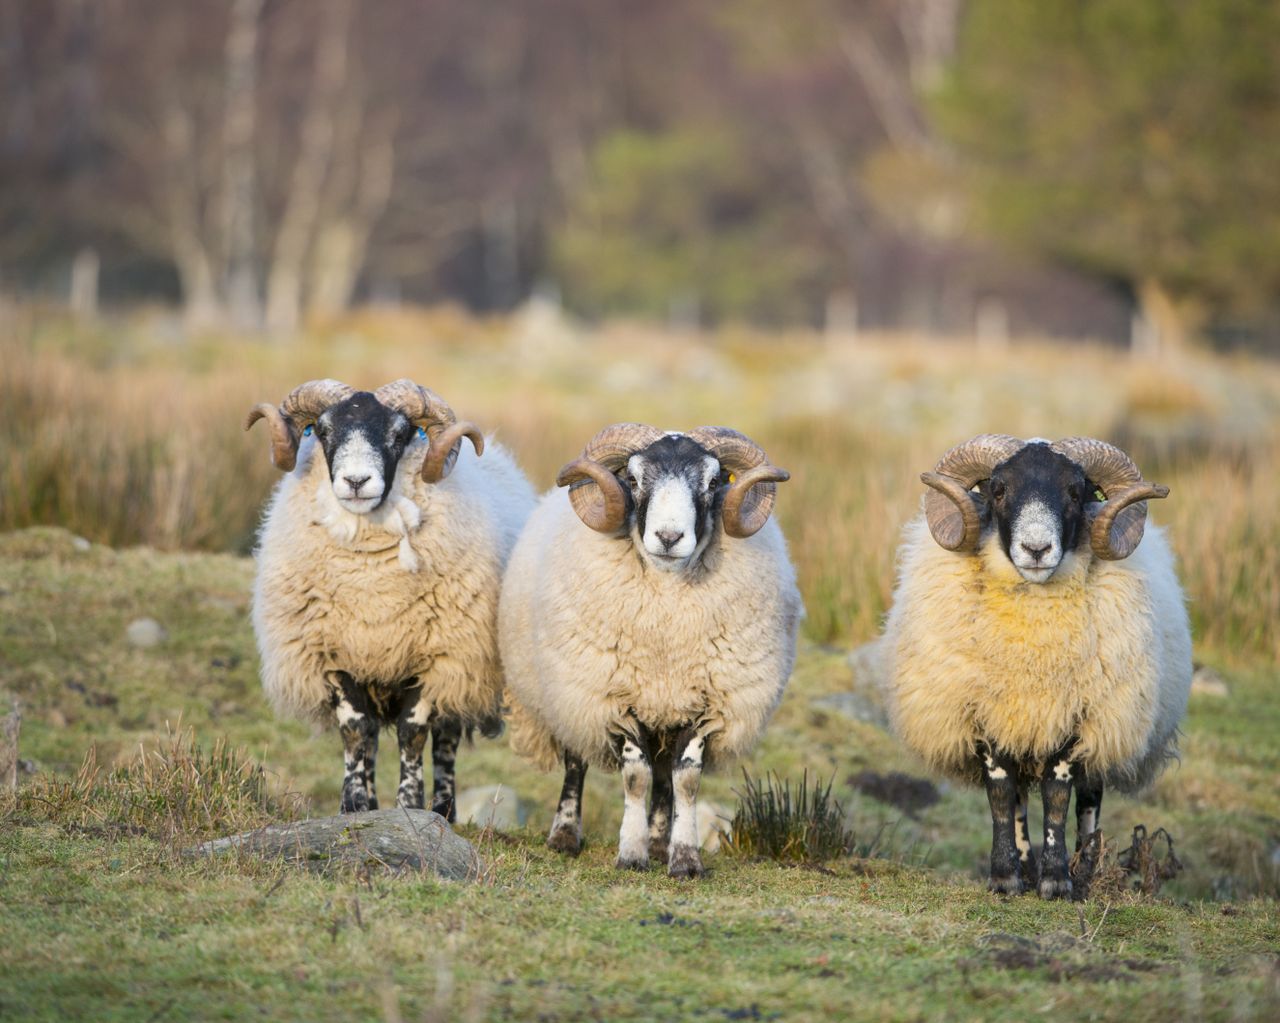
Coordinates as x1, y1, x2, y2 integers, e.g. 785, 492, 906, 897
1038, 876, 1073, 901
616, 854, 650, 872
340, 789, 371, 813
988, 873, 1025, 896
547, 827, 583, 857
667, 844, 704, 880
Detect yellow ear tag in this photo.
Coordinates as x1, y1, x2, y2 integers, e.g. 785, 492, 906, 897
728, 473, 736, 483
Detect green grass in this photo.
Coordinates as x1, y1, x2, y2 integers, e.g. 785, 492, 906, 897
2, 526, 1278, 1020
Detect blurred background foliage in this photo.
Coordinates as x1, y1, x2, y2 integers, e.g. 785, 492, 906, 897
2, 0, 1279, 350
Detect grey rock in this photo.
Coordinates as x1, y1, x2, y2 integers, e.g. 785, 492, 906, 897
456, 784, 526, 829
191, 808, 483, 880
812, 691, 887, 727
126, 617, 168, 648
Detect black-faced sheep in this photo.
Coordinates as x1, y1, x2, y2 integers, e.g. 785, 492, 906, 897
245, 378, 534, 818
881, 435, 1192, 898
500, 424, 803, 878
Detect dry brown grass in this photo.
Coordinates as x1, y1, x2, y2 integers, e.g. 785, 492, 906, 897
2, 307, 1277, 658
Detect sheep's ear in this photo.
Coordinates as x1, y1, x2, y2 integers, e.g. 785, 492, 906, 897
245, 404, 300, 471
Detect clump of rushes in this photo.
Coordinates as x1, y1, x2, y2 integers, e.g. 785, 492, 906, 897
14, 726, 299, 842
725, 769, 855, 862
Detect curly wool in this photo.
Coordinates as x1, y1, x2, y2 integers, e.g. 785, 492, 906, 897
253, 433, 535, 725
881, 514, 1192, 790
500, 489, 804, 772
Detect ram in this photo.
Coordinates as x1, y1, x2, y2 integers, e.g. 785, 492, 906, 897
246, 378, 534, 818
500, 423, 803, 878
881, 435, 1192, 898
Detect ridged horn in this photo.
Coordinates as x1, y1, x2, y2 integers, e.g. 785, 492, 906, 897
687, 426, 789, 539
556, 423, 665, 533
244, 378, 353, 471
922, 434, 1024, 551
1052, 437, 1168, 560
374, 378, 484, 483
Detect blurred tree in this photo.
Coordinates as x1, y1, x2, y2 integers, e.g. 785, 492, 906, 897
553, 127, 825, 325
936, 0, 1280, 351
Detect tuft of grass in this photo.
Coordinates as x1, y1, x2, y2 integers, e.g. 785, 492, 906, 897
725, 769, 856, 862
11, 726, 301, 843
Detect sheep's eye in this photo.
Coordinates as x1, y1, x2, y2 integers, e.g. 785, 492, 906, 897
991, 481, 1006, 501
1068, 483, 1083, 502
303, 424, 314, 437
626, 474, 638, 489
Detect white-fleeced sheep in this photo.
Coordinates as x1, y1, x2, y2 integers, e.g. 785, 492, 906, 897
880, 435, 1192, 898
246, 379, 535, 818
500, 423, 803, 878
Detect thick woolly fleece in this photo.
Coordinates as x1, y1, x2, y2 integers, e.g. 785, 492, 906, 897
881, 514, 1192, 790
501, 489, 804, 772
253, 432, 535, 725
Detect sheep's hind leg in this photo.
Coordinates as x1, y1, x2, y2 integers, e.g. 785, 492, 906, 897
333, 674, 379, 813
547, 751, 588, 856
980, 742, 1023, 894
1015, 785, 1037, 888
1073, 765, 1103, 850
613, 724, 653, 871
394, 689, 432, 812
648, 743, 674, 864
429, 718, 462, 822
667, 726, 709, 879
1038, 743, 1075, 900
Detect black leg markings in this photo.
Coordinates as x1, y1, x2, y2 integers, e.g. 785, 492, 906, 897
332, 672, 379, 814
1038, 741, 1076, 900
429, 717, 462, 822
980, 741, 1023, 895
547, 750, 588, 856
394, 690, 431, 812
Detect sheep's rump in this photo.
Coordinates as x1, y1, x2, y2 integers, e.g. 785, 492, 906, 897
253, 439, 534, 725
500, 490, 803, 771
881, 516, 1192, 791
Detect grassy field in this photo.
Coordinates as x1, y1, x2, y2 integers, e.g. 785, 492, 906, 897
1, 309, 1278, 1020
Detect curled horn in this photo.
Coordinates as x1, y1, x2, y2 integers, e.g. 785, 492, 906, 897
244, 378, 353, 471
1052, 437, 1168, 560
921, 434, 1024, 552
556, 423, 665, 533
374, 378, 484, 484
687, 426, 789, 539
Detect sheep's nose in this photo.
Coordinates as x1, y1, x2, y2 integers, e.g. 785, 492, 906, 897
1021, 540, 1052, 560
656, 529, 684, 550
344, 475, 371, 493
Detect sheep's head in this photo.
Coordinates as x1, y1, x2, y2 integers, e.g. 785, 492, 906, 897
556, 423, 789, 573
920, 434, 1169, 583
245, 378, 483, 514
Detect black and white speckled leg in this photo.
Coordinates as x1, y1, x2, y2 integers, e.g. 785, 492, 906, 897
648, 743, 674, 864
980, 742, 1023, 895
430, 718, 462, 822
668, 725, 708, 879
1016, 784, 1037, 888
547, 750, 588, 856
1073, 763, 1103, 851
1038, 742, 1075, 900
333, 673, 379, 813
613, 724, 653, 871
394, 689, 431, 811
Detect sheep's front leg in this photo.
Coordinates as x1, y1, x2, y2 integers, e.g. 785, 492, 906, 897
333, 673, 379, 813
648, 744, 674, 864
980, 742, 1022, 894
613, 726, 653, 871
547, 750, 588, 856
1073, 764, 1103, 850
668, 726, 709, 879
1016, 785, 1038, 888
394, 689, 432, 812
1038, 743, 1075, 900
430, 718, 462, 822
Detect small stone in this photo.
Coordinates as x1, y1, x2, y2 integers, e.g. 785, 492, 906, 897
126, 618, 168, 648
456, 784, 526, 829
71, 536, 91, 552
1190, 664, 1229, 698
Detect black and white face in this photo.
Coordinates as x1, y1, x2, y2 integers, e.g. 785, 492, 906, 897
982, 443, 1092, 583
625, 435, 723, 572
307, 392, 418, 514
